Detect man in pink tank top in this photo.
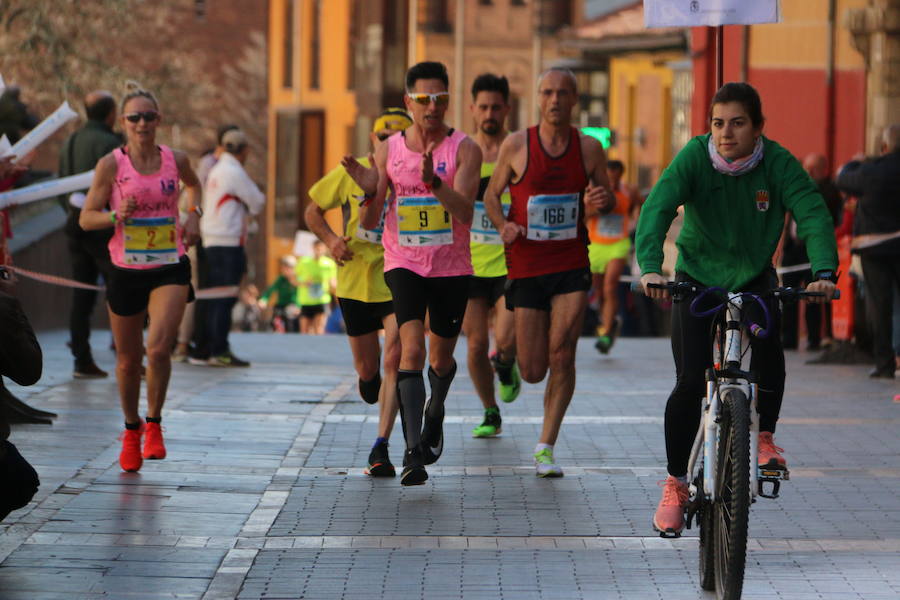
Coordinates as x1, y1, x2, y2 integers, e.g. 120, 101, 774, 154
343, 62, 482, 486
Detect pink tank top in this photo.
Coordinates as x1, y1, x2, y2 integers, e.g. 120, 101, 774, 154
108, 145, 184, 270
383, 129, 473, 277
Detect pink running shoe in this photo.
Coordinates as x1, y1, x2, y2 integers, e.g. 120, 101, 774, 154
653, 476, 689, 537
758, 432, 786, 468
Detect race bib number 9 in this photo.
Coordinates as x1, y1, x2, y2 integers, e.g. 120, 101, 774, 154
526, 193, 579, 241
596, 214, 624, 238
397, 195, 453, 247
470, 198, 510, 245
123, 216, 179, 265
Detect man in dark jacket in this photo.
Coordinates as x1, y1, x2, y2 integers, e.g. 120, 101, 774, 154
58, 91, 122, 379
836, 125, 900, 378
0, 272, 41, 521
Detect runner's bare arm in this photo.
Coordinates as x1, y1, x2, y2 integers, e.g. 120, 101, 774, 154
581, 134, 615, 216
174, 150, 202, 247
305, 201, 353, 266
79, 154, 122, 230
484, 132, 525, 243
357, 141, 390, 231
427, 137, 480, 225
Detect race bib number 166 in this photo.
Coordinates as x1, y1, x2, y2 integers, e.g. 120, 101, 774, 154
525, 193, 579, 241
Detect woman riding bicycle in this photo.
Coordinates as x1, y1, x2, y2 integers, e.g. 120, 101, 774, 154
81, 86, 202, 472
635, 82, 837, 536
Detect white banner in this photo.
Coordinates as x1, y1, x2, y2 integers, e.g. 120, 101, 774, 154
0, 170, 94, 210
644, 0, 780, 28
1, 101, 79, 163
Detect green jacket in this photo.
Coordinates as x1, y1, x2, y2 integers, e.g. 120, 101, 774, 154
58, 120, 122, 178
636, 134, 837, 290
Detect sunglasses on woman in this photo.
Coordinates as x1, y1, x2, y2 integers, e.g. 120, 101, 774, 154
406, 92, 450, 107
124, 111, 160, 123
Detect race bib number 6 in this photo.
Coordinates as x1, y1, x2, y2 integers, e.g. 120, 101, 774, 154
470, 199, 510, 245
397, 195, 453, 247
123, 216, 179, 265
526, 193, 579, 241
353, 195, 386, 244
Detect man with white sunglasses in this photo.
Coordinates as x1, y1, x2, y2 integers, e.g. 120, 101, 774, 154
343, 61, 482, 486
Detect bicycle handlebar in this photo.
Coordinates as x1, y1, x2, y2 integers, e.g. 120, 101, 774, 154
646, 281, 840, 301
646, 281, 839, 339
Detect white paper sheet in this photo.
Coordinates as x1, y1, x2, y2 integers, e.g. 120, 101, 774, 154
0, 170, 94, 210
645, 0, 780, 28
2, 101, 79, 163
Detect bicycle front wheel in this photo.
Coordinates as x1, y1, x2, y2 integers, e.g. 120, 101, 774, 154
713, 388, 750, 600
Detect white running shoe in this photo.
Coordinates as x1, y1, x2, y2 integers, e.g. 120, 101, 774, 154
534, 447, 563, 478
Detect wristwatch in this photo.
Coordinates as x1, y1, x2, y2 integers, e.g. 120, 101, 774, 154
428, 176, 442, 191
815, 270, 838, 283
188, 204, 204, 217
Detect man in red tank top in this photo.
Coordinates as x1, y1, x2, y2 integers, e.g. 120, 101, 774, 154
484, 68, 615, 477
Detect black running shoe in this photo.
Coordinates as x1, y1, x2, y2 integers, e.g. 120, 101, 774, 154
401, 447, 428, 486
420, 396, 444, 465
365, 441, 396, 477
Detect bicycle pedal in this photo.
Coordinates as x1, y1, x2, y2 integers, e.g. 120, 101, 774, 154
758, 466, 789, 481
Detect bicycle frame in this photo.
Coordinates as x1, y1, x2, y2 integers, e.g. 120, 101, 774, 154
686, 292, 761, 504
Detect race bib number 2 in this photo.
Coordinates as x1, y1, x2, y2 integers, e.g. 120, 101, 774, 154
526, 193, 579, 241
397, 196, 453, 247
123, 216, 179, 265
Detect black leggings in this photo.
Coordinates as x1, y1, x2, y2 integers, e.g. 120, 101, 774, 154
665, 270, 785, 477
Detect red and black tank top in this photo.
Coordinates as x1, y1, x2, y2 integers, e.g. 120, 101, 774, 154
506, 126, 589, 279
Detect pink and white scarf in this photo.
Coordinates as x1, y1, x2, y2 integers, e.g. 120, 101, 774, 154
708, 136, 764, 176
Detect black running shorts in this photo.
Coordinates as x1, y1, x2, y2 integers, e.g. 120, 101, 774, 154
107, 257, 193, 317
505, 267, 591, 312
338, 298, 394, 337
384, 268, 470, 338
468, 275, 506, 306
300, 304, 326, 319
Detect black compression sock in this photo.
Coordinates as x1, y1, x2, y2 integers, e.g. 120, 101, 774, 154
145, 416, 162, 424
427, 361, 457, 410
397, 369, 425, 450
124, 421, 142, 430
359, 372, 382, 405
491, 354, 514, 385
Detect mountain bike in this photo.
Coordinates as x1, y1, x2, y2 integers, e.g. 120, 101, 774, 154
649, 281, 837, 600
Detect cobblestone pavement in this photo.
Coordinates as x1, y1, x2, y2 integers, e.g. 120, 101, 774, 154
1, 330, 898, 599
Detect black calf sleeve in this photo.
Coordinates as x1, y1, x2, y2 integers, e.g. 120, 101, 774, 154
358, 372, 382, 405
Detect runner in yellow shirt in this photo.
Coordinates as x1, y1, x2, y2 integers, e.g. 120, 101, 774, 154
305, 108, 413, 476
464, 74, 520, 439
294, 240, 337, 335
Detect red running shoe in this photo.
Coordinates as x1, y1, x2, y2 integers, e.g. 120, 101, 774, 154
119, 424, 144, 472
652, 476, 689, 537
758, 432, 786, 468
143, 422, 167, 460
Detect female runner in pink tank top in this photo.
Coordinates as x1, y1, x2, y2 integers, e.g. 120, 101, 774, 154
80, 88, 202, 473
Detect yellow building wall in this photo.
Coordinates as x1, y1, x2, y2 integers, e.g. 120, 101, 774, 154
266, 0, 354, 282
750, 0, 867, 70
608, 53, 679, 188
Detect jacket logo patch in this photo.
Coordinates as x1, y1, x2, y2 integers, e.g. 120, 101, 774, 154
755, 190, 769, 212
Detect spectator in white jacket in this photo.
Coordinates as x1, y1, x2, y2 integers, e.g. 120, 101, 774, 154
199, 129, 264, 367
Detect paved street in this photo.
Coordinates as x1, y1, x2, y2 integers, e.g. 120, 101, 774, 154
1, 329, 898, 599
